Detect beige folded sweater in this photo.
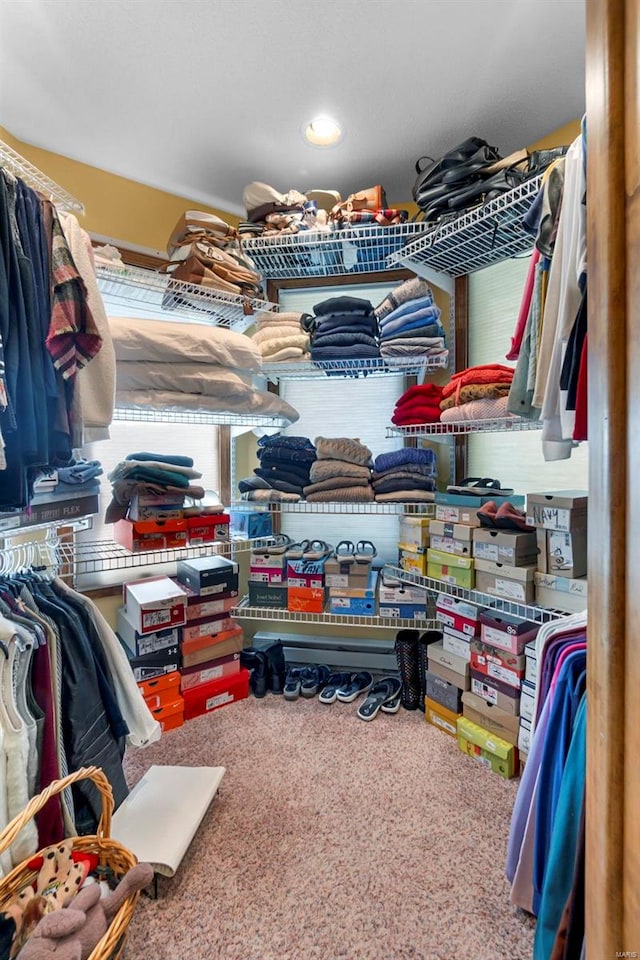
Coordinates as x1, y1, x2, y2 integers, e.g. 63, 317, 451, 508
314, 437, 373, 466
309, 459, 372, 483
306, 485, 374, 503
253, 325, 305, 346
303, 476, 372, 496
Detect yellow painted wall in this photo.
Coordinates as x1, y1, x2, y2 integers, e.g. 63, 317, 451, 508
0, 126, 240, 254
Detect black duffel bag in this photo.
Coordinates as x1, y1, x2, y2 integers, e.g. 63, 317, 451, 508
412, 137, 502, 212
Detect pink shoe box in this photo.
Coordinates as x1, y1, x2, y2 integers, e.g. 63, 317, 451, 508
470, 639, 525, 690
479, 611, 541, 656
249, 550, 286, 584
436, 593, 481, 637
171, 581, 238, 621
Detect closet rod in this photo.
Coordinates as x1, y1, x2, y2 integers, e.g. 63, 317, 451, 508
0, 138, 85, 214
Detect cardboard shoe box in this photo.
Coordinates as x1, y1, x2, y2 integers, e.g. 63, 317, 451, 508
472, 528, 537, 566
378, 580, 427, 620
123, 641, 182, 682
249, 551, 286, 584
524, 641, 538, 685
479, 610, 540, 656
180, 652, 241, 692
474, 558, 536, 604
400, 549, 428, 577
398, 515, 431, 553
181, 625, 243, 659
429, 519, 474, 546
286, 557, 328, 589
114, 518, 188, 552
425, 697, 461, 738
526, 490, 588, 531
247, 582, 288, 609
470, 639, 525, 689
535, 527, 587, 578
148, 696, 185, 733
123, 576, 187, 635
518, 717, 532, 756
430, 534, 472, 558
436, 594, 481, 637
177, 556, 239, 596
427, 548, 474, 590
519, 679, 536, 723
186, 514, 230, 546
229, 509, 273, 540
427, 639, 470, 688
173, 582, 238, 621
324, 557, 371, 589
181, 628, 244, 669
470, 670, 520, 715
461, 690, 520, 747
456, 716, 518, 779
329, 570, 378, 615
117, 607, 180, 658
183, 668, 250, 720
442, 629, 471, 661
128, 491, 185, 522
138, 670, 181, 706
287, 585, 326, 614
534, 572, 588, 613
425, 669, 463, 713
181, 615, 236, 643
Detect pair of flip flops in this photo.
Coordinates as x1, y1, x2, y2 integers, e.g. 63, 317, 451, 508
334, 540, 377, 564
318, 671, 402, 720
447, 477, 514, 497
286, 539, 333, 560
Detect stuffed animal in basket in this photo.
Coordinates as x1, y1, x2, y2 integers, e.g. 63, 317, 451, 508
15, 862, 153, 960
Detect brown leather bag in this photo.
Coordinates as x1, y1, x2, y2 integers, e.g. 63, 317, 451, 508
164, 249, 262, 297
330, 185, 387, 222
167, 210, 238, 255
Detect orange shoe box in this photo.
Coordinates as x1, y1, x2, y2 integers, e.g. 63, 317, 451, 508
287, 585, 326, 613
114, 518, 188, 552
181, 624, 243, 657
181, 615, 236, 644
186, 514, 230, 546
425, 697, 461, 739
183, 668, 249, 720
149, 695, 185, 732
137, 670, 181, 703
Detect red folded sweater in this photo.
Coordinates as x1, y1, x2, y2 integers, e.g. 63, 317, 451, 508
392, 401, 441, 425
395, 383, 444, 407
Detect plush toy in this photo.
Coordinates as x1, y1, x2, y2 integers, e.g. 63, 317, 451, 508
15, 862, 153, 960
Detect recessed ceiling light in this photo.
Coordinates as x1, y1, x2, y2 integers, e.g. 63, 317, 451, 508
304, 116, 342, 147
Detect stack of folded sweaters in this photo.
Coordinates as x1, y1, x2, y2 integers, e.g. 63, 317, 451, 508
251, 311, 310, 363
375, 277, 448, 360
238, 435, 317, 501
391, 384, 444, 426
440, 364, 515, 422
307, 295, 380, 366
303, 437, 374, 502
105, 452, 205, 523
372, 448, 438, 503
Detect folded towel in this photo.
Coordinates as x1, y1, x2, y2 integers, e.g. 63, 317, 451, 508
306, 485, 374, 503
375, 278, 433, 321
374, 448, 437, 472
308, 459, 372, 483
314, 436, 373, 466
440, 396, 513, 422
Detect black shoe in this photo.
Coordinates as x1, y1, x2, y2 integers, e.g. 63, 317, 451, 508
394, 629, 421, 711
262, 640, 286, 695
240, 649, 269, 698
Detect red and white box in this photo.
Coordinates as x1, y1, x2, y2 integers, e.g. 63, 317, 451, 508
180, 652, 241, 692
186, 513, 230, 546
436, 594, 481, 637
173, 581, 238, 621
183, 668, 250, 720
470, 639, 525, 689
123, 576, 187, 635
181, 615, 236, 644
249, 552, 286, 584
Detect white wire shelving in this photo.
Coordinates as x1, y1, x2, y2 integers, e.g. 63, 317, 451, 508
0, 138, 85, 213
390, 175, 543, 278
384, 564, 566, 623
232, 597, 438, 630
57, 535, 275, 577
241, 221, 426, 279
229, 500, 436, 516
97, 264, 276, 331
111, 406, 294, 428
259, 354, 448, 383
386, 416, 543, 438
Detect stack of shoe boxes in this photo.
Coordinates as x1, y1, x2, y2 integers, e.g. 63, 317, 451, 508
326, 556, 377, 616
424, 594, 479, 737
118, 575, 187, 732
397, 516, 430, 577
458, 610, 541, 778
378, 572, 428, 621
175, 556, 248, 718
519, 640, 538, 770
286, 555, 329, 614
527, 491, 589, 613
248, 544, 288, 609
114, 490, 231, 553
427, 516, 475, 589
472, 526, 538, 604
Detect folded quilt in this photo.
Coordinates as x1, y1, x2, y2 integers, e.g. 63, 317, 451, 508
313, 295, 374, 317
241, 489, 301, 502
253, 325, 305, 345
379, 322, 445, 342
374, 278, 433, 321
374, 489, 436, 503
303, 476, 373, 496
308, 459, 372, 483
372, 475, 436, 494
378, 294, 436, 328
440, 382, 512, 411
259, 334, 310, 357
314, 436, 373, 466
440, 396, 513, 422
442, 364, 515, 399
311, 344, 380, 359
374, 448, 437, 472
305, 485, 374, 503
311, 332, 379, 350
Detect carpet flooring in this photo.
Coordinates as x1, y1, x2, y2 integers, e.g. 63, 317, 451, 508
122, 695, 535, 960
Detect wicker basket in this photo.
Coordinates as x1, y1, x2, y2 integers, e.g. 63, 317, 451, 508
0, 766, 141, 960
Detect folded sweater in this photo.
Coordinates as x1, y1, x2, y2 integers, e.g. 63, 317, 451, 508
309, 459, 372, 483
374, 489, 436, 503
374, 447, 437, 472
395, 383, 444, 407
442, 364, 514, 400
440, 382, 511, 411
375, 278, 433, 321
306, 485, 374, 503
440, 395, 513, 422
314, 437, 373, 466
313, 295, 374, 317
377, 293, 435, 327
303, 476, 373, 496
391, 404, 441, 426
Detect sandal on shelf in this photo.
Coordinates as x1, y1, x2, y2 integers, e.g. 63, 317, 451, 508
494, 502, 535, 532
261, 534, 293, 556
357, 677, 403, 721
285, 539, 311, 560
336, 671, 374, 703
477, 501, 500, 529
302, 539, 333, 560
354, 540, 377, 564
447, 477, 514, 497
334, 541, 356, 565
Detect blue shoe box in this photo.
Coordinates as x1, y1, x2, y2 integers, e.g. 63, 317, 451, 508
229, 509, 273, 540
328, 570, 378, 615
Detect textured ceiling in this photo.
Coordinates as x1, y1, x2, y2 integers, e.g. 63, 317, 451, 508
0, 0, 586, 216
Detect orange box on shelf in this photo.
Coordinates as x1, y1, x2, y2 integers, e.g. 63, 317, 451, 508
186, 513, 230, 546
181, 625, 243, 657
287, 585, 326, 614
137, 670, 181, 702
149, 695, 185, 733
183, 668, 250, 720
114, 518, 188, 553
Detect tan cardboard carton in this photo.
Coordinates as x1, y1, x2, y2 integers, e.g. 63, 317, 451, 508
472, 528, 537, 566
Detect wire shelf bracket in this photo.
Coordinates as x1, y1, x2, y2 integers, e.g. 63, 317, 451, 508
0, 138, 85, 214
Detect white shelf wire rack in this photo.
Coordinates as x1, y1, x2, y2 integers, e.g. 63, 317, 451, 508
390, 175, 543, 278
232, 597, 438, 630
259, 354, 448, 382
0, 138, 85, 214
229, 500, 436, 516
384, 564, 566, 623
96, 264, 276, 330
386, 416, 543, 438
56, 535, 275, 576
241, 221, 426, 279
111, 406, 293, 428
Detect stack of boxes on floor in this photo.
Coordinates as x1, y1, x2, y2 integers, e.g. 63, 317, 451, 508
528, 491, 588, 613
117, 556, 248, 732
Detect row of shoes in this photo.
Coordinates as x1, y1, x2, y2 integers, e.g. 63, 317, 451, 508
255, 535, 378, 565
283, 667, 402, 722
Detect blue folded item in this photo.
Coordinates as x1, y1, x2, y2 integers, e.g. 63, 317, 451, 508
378, 294, 435, 326
311, 344, 380, 359
57, 459, 103, 484
374, 448, 438, 472
379, 304, 442, 337
125, 452, 194, 467
380, 321, 445, 342
257, 435, 315, 452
